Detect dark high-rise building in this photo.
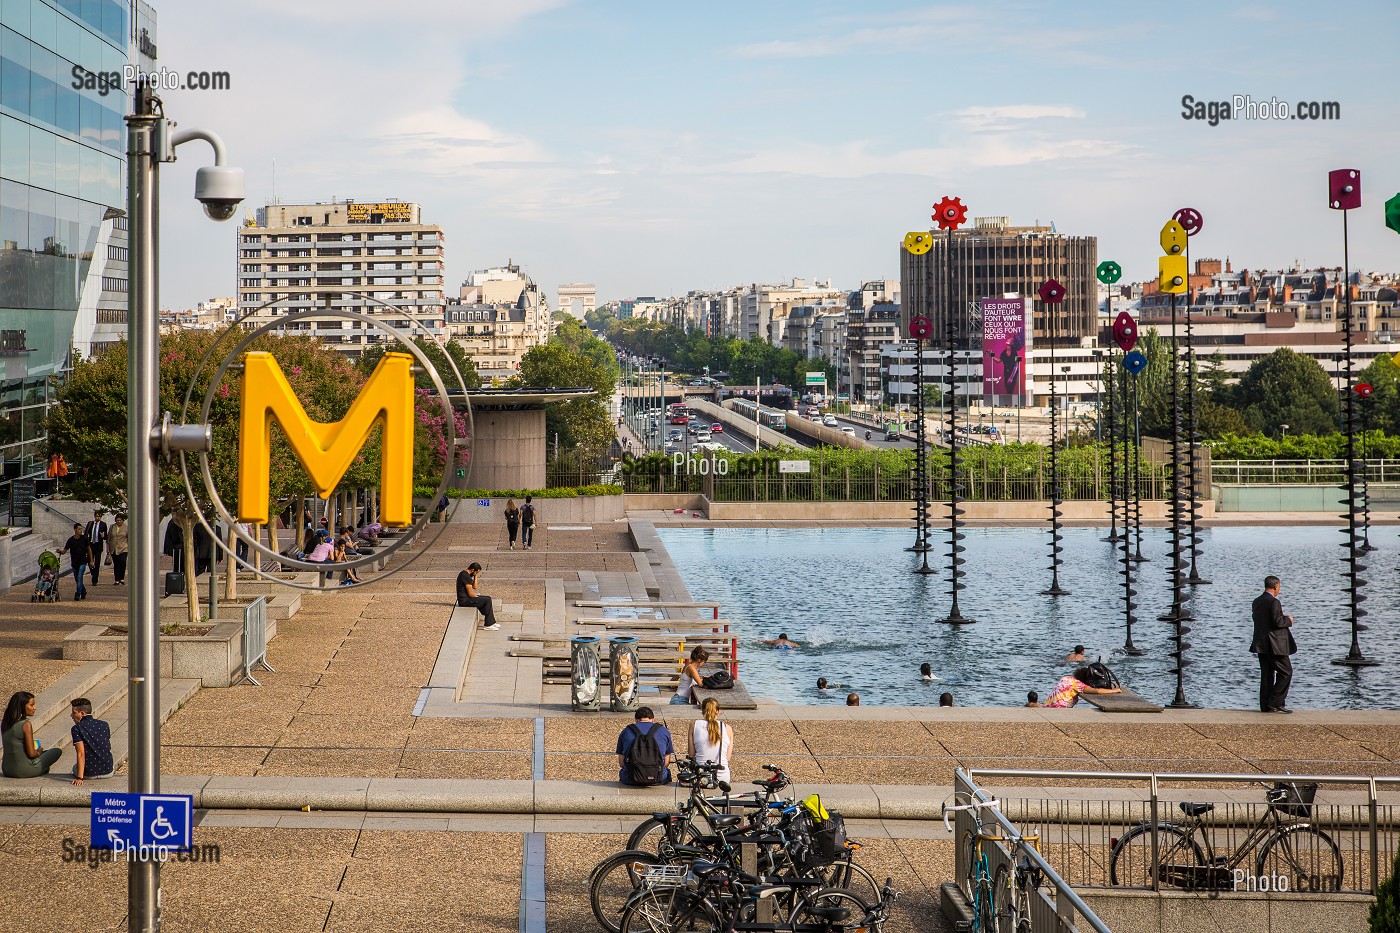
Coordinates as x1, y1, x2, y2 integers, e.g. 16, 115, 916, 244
900, 217, 1097, 349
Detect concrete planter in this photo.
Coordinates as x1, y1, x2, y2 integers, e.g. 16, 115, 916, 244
0, 534, 11, 594
62, 615, 279, 688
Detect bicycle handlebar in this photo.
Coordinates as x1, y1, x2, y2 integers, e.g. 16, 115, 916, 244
941, 798, 1001, 834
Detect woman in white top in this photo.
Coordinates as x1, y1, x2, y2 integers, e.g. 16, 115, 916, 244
672, 647, 709, 706
688, 697, 734, 785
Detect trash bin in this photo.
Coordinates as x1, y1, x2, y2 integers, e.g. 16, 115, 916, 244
609, 635, 640, 712
570, 635, 601, 711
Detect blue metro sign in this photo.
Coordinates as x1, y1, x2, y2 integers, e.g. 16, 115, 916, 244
90, 792, 192, 851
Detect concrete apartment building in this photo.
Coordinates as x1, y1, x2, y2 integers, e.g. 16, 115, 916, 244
901, 216, 1097, 349
236, 200, 446, 358
444, 262, 552, 383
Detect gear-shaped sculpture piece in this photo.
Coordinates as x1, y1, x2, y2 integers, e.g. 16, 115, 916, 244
1386, 193, 1400, 236
903, 231, 933, 255
1038, 278, 1065, 304
932, 196, 968, 230
1173, 207, 1204, 237
1097, 260, 1123, 285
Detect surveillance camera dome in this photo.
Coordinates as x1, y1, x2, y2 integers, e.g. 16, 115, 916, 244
194, 165, 244, 222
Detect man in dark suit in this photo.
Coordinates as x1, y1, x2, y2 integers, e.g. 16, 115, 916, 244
1251, 575, 1297, 713
83, 510, 107, 585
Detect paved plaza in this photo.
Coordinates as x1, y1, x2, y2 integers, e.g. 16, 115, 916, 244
0, 518, 1396, 929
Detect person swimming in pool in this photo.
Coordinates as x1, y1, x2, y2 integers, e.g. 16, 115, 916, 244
763, 633, 800, 649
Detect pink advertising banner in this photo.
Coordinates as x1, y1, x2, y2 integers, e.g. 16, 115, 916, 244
981, 297, 1028, 404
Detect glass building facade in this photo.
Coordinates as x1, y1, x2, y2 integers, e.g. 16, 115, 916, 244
0, 0, 130, 514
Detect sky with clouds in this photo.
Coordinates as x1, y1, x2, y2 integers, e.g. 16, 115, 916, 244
151, 0, 1400, 310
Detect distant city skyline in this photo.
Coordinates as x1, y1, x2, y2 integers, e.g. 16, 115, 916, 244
153, 0, 1400, 311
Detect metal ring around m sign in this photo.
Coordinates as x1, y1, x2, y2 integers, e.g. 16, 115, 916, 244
176, 297, 471, 589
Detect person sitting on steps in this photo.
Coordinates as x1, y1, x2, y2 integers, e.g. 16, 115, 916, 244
456, 562, 499, 630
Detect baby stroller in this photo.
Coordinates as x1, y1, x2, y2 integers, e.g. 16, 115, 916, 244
32, 551, 60, 602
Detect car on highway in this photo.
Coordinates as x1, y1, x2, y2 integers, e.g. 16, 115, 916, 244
822, 415, 839, 427
804, 406, 820, 418
668, 429, 683, 441
885, 428, 902, 441
710, 422, 723, 433
696, 429, 713, 442
688, 425, 698, 436
670, 414, 689, 425
840, 426, 855, 436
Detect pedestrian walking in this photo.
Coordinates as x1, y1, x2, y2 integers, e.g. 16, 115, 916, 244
1250, 574, 1297, 713
83, 510, 107, 585
521, 495, 537, 549
108, 515, 128, 585
58, 523, 91, 601
504, 498, 520, 550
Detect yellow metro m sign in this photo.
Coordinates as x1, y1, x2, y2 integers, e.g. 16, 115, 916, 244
237, 351, 415, 526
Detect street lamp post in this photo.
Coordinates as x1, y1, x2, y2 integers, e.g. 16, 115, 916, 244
127, 83, 243, 932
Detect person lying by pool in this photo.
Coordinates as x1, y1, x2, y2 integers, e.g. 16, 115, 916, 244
1043, 668, 1122, 708
762, 633, 800, 649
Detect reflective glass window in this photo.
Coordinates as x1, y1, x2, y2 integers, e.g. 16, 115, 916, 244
0, 113, 30, 185
100, 0, 123, 46
29, 0, 57, 53
0, 178, 30, 252
77, 139, 99, 201
53, 133, 78, 197
28, 45, 58, 126
28, 122, 54, 191
1, 0, 31, 37
1, 28, 31, 115
97, 148, 117, 205
54, 14, 79, 64
77, 91, 98, 144
54, 70, 77, 134
99, 102, 119, 152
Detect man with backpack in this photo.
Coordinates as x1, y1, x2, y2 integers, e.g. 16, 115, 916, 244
520, 496, 537, 549
615, 707, 674, 786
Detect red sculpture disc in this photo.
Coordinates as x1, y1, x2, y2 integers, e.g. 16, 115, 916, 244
932, 196, 968, 231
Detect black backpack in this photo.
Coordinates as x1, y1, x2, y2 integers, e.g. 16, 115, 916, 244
701, 670, 734, 690
624, 723, 666, 786
521, 503, 536, 524
1081, 659, 1120, 690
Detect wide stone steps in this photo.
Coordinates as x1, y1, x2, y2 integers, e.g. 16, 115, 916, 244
9, 528, 63, 586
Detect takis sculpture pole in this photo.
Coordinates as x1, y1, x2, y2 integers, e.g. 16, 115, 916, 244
932, 197, 974, 624
1328, 169, 1377, 668
1100, 265, 1121, 544
1173, 207, 1210, 585
1039, 278, 1069, 596
1158, 218, 1196, 708
1356, 382, 1375, 552
902, 232, 935, 563
1105, 261, 1144, 657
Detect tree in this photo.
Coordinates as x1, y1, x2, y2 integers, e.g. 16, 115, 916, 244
359, 336, 480, 391
1232, 348, 1339, 437
1371, 845, 1400, 931
515, 342, 617, 456
47, 330, 371, 628
1358, 353, 1400, 437
551, 317, 619, 378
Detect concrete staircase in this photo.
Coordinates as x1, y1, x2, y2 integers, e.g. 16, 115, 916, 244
8, 527, 63, 587
27, 659, 199, 777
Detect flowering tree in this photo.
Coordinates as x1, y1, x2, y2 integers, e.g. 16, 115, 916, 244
413, 389, 471, 486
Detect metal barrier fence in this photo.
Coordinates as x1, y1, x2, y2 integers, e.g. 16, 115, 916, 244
952, 768, 1113, 932
1212, 459, 1400, 484
234, 596, 274, 687
963, 767, 1400, 897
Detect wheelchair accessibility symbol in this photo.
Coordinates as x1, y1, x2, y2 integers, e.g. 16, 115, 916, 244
138, 795, 191, 850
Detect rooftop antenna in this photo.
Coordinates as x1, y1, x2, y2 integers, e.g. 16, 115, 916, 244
270, 158, 277, 205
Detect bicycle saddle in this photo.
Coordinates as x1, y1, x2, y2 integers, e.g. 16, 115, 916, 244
745, 884, 792, 900
802, 906, 852, 922
709, 813, 745, 829
1179, 802, 1214, 816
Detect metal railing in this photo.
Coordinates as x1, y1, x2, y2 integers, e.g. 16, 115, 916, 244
963, 767, 1400, 897
1212, 458, 1400, 485
234, 596, 274, 687
952, 768, 1114, 932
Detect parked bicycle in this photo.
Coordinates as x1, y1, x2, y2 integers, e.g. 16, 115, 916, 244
1108, 781, 1343, 892
942, 795, 1008, 933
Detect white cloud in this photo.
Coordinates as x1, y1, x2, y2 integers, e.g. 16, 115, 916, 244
950, 105, 1087, 130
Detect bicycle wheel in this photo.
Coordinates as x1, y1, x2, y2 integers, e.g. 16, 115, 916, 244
991, 865, 1033, 933
590, 850, 659, 933
1255, 825, 1343, 893
819, 858, 880, 905
972, 866, 997, 933
618, 886, 724, 933
789, 886, 870, 933
1108, 824, 1206, 888
628, 815, 701, 853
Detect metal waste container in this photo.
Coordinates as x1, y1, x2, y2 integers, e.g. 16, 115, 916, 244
570, 635, 601, 711
609, 635, 641, 712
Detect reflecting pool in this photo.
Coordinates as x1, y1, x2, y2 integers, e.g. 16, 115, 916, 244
657, 526, 1400, 710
